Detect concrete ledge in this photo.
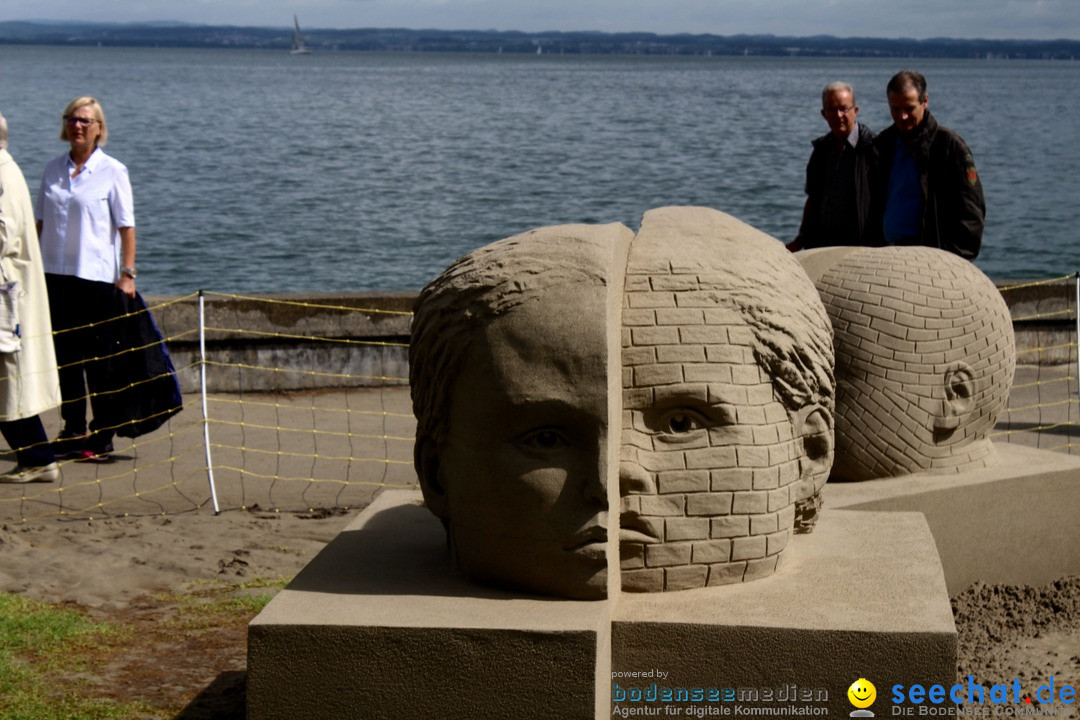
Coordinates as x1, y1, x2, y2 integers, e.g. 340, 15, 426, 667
141, 283, 1073, 393
996, 278, 1076, 365
824, 442, 1080, 594
146, 292, 414, 393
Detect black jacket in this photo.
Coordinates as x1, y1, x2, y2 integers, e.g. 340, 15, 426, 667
874, 110, 985, 260
796, 122, 879, 249
95, 292, 183, 438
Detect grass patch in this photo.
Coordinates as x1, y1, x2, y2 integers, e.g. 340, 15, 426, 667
0, 593, 147, 720
0, 577, 289, 718
154, 575, 289, 631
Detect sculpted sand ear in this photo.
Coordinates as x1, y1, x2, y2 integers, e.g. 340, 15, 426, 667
804, 246, 1015, 481
794, 403, 834, 493
935, 361, 977, 432
413, 438, 447, 521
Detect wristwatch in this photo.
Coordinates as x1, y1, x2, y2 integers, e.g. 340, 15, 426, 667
120, 266, 137, 279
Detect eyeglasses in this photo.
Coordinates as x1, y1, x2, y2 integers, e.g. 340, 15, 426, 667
64, 116, 98, 127
823, 106, 855, 116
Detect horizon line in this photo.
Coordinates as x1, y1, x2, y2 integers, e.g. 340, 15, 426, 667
0, 18, 1077, 44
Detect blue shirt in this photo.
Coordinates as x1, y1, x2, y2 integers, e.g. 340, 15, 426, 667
882, 138, 923, 245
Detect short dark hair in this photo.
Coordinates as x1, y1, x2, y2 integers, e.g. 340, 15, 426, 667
887, 70, 927, 102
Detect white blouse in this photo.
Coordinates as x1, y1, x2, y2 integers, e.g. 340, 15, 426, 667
35, 148, 135, 284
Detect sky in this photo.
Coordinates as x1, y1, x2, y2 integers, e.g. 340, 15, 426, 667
0, 0, 1077, 40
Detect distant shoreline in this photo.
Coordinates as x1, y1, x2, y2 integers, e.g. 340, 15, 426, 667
1, 21, 1078, 59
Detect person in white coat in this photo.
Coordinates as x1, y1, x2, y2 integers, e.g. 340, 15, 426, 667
0, 111, 61, 483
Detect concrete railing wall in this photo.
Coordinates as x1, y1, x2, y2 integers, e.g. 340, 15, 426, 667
146, 281, 1074, 394
996, 279, 1077, 366
147, 292, 413, 394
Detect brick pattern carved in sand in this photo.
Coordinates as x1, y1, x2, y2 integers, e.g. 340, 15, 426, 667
815, 247, 1015, 481
620, 248, 804, 593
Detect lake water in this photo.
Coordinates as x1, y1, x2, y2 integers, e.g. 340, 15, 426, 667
0, 46, 1077, 293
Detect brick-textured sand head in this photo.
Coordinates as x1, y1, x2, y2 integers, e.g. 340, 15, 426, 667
815, 246, 1015, 481
620, 207, 834, 592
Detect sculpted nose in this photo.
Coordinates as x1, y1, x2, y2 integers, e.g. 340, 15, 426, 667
619, 458, 655, 496
582, 467, 606, 504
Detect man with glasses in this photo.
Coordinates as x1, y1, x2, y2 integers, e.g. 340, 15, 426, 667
875, 70, 985, 259
789, 82, 878, 251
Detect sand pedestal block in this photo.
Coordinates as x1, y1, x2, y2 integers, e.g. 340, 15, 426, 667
247, 490, 610, 720
612, 509, 956, 717
248, 491, 956, 719
825, 441, 1080, 595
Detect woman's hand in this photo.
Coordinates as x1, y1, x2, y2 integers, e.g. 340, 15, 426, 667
116, 274, 136, 298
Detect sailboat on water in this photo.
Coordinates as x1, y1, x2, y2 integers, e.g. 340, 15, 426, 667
291, 15, 311, 55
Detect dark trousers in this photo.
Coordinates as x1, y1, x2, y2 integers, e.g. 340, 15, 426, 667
44, 273, 119, 452
0, 415, 54, 467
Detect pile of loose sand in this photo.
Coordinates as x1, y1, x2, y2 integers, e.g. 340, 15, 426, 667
953, 576, 1080, 693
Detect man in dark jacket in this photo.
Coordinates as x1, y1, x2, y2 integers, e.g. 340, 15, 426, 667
789, 81, 878, 251
875, 70, 985, 260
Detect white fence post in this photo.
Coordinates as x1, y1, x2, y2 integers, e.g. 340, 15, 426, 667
199, 290, 220, 514
1074, 274, 1079, 427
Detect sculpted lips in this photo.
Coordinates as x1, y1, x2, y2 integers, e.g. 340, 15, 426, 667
565, 524, 607, 555
619, 507, 661, 544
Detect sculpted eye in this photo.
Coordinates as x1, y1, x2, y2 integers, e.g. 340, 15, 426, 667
515, 428, 571, 452
665, 412, 699, 434
640, 402, 734, 443
658, 409, 710, 436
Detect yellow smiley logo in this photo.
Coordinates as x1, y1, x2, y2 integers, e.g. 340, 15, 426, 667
848, 678, 877, 709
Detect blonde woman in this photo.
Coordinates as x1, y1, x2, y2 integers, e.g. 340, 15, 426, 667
35, 96, 137, 463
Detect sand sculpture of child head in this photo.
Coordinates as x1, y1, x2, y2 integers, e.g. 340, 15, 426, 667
807, 246, 1015, 481
411, 207, 835, 599
619, 207, 835, 592
410, 223, 631, 600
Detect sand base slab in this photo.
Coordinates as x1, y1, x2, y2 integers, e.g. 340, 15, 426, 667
825, 442, 1080, 594
247, 491, 955, 719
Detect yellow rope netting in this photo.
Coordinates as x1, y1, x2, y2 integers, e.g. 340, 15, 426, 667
1, 281, 1077, 523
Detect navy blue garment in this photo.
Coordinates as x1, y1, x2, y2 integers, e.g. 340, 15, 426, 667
882, 137, 923, 244
95, 291, 183, 439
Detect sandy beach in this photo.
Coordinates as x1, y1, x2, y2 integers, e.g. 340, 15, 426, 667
0, 387, 412, 716
0, 384, 1077, 717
